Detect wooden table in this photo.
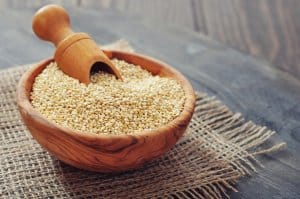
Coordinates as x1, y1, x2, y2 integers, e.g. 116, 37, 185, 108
1, 6, 299, 198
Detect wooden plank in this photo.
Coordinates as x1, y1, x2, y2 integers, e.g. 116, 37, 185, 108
193, 0, 300, 80
80, 0, 195, 30
79, 0, 300, 80
1, 0, 300, 80
1, 0, 78, 9
0, 6, 300, 198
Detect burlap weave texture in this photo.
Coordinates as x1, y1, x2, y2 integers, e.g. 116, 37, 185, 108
0, 41, 284, 198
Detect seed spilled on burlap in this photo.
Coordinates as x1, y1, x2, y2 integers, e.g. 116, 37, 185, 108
30, 59, 185, 135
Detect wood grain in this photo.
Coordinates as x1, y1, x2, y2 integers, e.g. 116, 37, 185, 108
81, 0, 196, 30
2, 0, 299, 78
81, 0, 300, 79
1, 6, 300, 198
32, 4, 122, 84
194, 0, 300, 78
17, 52, 196, 172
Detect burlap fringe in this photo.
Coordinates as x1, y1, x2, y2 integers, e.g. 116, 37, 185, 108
166, 92, 286, 198
0, 41, 285, 198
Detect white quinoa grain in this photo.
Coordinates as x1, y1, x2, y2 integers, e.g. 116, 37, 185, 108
30, 59, 185, 135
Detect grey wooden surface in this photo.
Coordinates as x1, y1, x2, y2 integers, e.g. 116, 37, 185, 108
2, 0, 300, 80
0, 6, 300, 199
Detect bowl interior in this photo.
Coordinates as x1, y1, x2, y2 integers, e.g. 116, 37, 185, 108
17, 50, 196, 172
19, 50, 196, 139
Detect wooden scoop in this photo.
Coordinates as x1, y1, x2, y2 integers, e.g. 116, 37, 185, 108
32, 4, 122, 84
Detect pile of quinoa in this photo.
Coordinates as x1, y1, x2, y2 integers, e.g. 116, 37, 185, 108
30, 59, 185, 135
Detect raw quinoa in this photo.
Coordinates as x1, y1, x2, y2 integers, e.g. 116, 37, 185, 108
30, 59, 185, 135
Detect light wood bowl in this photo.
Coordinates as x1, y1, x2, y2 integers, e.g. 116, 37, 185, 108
17, 51, 195, 172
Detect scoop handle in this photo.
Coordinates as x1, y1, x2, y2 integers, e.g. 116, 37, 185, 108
32, 4, 122, 84
32, 4, 73, 46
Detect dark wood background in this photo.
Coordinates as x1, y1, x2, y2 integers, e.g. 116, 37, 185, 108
0, 1, 300, 198
1, 0, 300, 80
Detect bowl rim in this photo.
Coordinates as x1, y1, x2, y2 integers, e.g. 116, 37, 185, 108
17, 50, 195, 142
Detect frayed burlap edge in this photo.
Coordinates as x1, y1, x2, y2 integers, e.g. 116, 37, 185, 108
178, 92, 286, 198
0, 40, 285, 199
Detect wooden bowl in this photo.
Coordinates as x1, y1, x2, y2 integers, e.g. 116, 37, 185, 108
17, 51, 195, 172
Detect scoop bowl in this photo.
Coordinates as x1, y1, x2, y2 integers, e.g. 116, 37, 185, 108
17, 51, 195, 172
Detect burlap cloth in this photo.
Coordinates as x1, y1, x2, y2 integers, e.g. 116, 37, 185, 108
0, 40, 285, 198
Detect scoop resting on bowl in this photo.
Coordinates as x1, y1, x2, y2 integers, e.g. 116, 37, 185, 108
17, 51, 195, 172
